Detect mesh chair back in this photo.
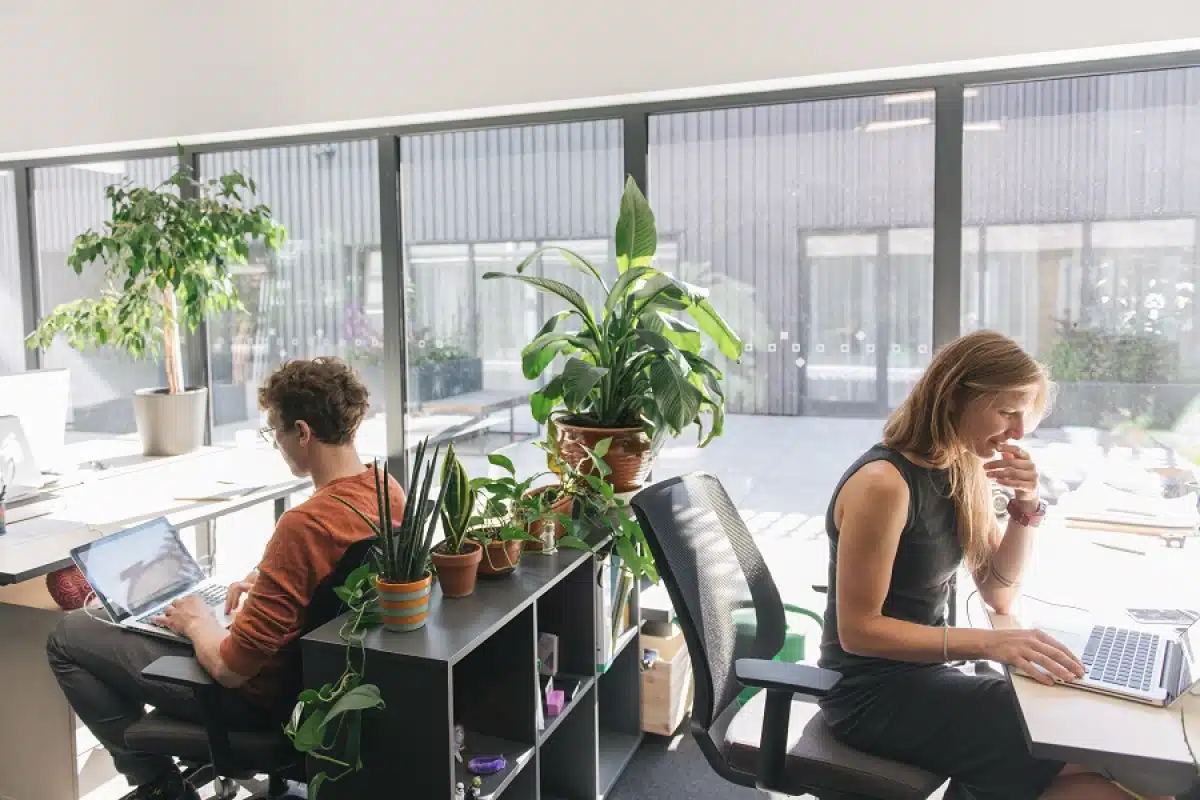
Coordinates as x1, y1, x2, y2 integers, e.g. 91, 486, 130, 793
631, 473, 786, 730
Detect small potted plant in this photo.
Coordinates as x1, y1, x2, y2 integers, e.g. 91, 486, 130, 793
429, 443, 483, 597
333, 437, 449, 631
27, 153, 285, 456
469, 454, 541, 576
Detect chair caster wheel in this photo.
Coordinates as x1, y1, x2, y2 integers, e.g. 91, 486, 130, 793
214, 777, 239, 800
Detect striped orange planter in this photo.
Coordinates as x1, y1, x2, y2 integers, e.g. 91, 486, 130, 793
375, 572, 432, 632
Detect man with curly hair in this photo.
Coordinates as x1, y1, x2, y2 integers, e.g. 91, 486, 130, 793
46, 358, 402, 800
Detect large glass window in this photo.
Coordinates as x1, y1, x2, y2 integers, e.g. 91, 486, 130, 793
33, 158, 176, 441
200, 141, 385, 455
962, 68, 1200, 522
648, 98, 935, 525
399, 121, 624, 477
0, 171, 21, 374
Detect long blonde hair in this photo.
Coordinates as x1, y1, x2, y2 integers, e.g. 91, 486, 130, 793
882, 330, 1052, 573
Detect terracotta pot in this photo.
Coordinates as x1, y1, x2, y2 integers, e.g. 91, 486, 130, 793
524, 487, 575, 552
431, 541, 483, 598
555, 418, 654, 492
476, 539, 523, 576
375, 572, 432, 632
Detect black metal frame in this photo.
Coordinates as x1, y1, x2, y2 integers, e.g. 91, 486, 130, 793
5, 49, 1200, 438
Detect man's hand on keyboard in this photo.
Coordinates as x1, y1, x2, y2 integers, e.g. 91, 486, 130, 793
153, 594, 217, 640
225, 569, 258, 615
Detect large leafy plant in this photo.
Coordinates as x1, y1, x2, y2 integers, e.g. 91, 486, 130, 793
482, 177, 742, 446
27, 152, 286, 395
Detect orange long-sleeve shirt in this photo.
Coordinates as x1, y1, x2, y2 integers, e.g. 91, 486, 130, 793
219, 465, 404, 709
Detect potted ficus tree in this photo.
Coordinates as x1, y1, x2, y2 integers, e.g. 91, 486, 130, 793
26, 154, 285, 456
483, 177, 742, 491
429, 443, 483, 597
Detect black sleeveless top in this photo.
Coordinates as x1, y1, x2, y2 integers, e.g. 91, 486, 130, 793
818, 443, 963, 678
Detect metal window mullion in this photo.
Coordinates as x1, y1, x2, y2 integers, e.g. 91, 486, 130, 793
378, 136, 409, 485
932, 85, 966, 350
15, 166, 41, 370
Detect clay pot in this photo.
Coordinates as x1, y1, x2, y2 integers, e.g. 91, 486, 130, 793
476, 539, 523, 577
554, 418, 654, 492
524, 487, 575, 552
431, 541, 483, 598
375, 572, 432, 632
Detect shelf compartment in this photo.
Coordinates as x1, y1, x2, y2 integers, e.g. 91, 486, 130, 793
597, 729, 642, 797
454, 732, 534, 800
537, 673, 595, 745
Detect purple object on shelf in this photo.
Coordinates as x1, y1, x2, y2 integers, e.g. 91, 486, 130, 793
546, 689, 565, 717
468, 755, 507, 775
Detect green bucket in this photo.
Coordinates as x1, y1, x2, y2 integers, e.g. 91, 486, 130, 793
734, 603, 824, 705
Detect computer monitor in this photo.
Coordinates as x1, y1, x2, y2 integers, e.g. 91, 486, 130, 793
0, 369, 70, 471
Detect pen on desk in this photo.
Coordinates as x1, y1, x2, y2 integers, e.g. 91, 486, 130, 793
1092, 541, 1146, 556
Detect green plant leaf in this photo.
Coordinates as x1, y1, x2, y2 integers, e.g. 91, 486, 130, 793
324, 684, 385, 723
521, 332, 578, 380
487, 453, 516, 474
481, 272, 598, 337
530, 374, 564, 423
606, 266, 656, 317
614, 177, 657, 273
308, 773, 327, 800
561, 357, 608, 409
649, 359, 702, 434
687, 299, 744, 361
631, 274, 688, 313
592, 437, 612, 458
292, 708, 329, 753
557, 535, 593, 551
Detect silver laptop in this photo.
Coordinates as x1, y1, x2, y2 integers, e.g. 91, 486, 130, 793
0, 415, 48, 502
70, 517, 233, 643
1027, 618, 1200, 707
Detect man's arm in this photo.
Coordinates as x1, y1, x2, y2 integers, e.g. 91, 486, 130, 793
153, 596, 251, 689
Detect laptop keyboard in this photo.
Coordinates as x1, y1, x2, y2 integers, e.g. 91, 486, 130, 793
1080, 625, 1160, 692
136, 585, 228, 627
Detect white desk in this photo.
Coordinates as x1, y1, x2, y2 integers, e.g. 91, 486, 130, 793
0, 444, 310, 800
973, 522, 1200, 796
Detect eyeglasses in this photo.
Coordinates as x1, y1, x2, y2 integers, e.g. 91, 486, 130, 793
258, 425, 279, 448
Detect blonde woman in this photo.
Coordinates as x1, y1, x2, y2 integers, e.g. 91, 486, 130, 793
818, 331, 1172, 800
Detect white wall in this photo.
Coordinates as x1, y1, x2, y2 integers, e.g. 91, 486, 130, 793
1, 0, 1199, 160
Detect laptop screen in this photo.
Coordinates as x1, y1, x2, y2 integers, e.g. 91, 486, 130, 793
72, 518, 206, 621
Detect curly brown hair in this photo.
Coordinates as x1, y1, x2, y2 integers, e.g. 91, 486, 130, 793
258, 357, 370, 445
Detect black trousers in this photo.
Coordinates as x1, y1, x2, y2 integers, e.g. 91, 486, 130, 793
45, 610, 273, 787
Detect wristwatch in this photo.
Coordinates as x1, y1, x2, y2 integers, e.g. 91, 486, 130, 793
1006, 496, 1047, 528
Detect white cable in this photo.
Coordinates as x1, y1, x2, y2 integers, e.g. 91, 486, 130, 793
81, 591, 123, 629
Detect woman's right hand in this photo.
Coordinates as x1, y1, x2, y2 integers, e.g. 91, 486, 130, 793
225, 570, 258, 615
983, 628, 1086, 686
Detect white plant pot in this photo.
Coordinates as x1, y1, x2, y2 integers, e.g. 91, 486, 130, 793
132, 387, 208, 456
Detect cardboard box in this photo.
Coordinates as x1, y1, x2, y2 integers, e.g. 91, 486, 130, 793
641, 625, 694, 736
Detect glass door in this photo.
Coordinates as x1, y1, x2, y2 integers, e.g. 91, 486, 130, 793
801, 231, 886, 416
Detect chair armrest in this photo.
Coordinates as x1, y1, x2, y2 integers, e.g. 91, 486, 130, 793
735, 658, 840, 698
142, 655, 215, 688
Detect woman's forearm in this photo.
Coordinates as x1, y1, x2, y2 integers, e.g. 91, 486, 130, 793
840, 614, 993, 663
977, 518, 1037, 613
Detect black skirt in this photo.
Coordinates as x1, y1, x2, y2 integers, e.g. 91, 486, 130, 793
818, 663, 1064, 800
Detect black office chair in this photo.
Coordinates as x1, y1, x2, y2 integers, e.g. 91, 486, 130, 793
125, 537, 377, 799
630, 473, 945, 799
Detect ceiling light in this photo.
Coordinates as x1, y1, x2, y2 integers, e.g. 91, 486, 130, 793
73, 161, 127, 175
963, 120, 1004, 132
882, 88, 978, 105
861, 118, 932, 133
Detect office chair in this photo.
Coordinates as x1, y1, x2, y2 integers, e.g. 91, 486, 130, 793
125, 536, 377, 799
630, 473, 945, 799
